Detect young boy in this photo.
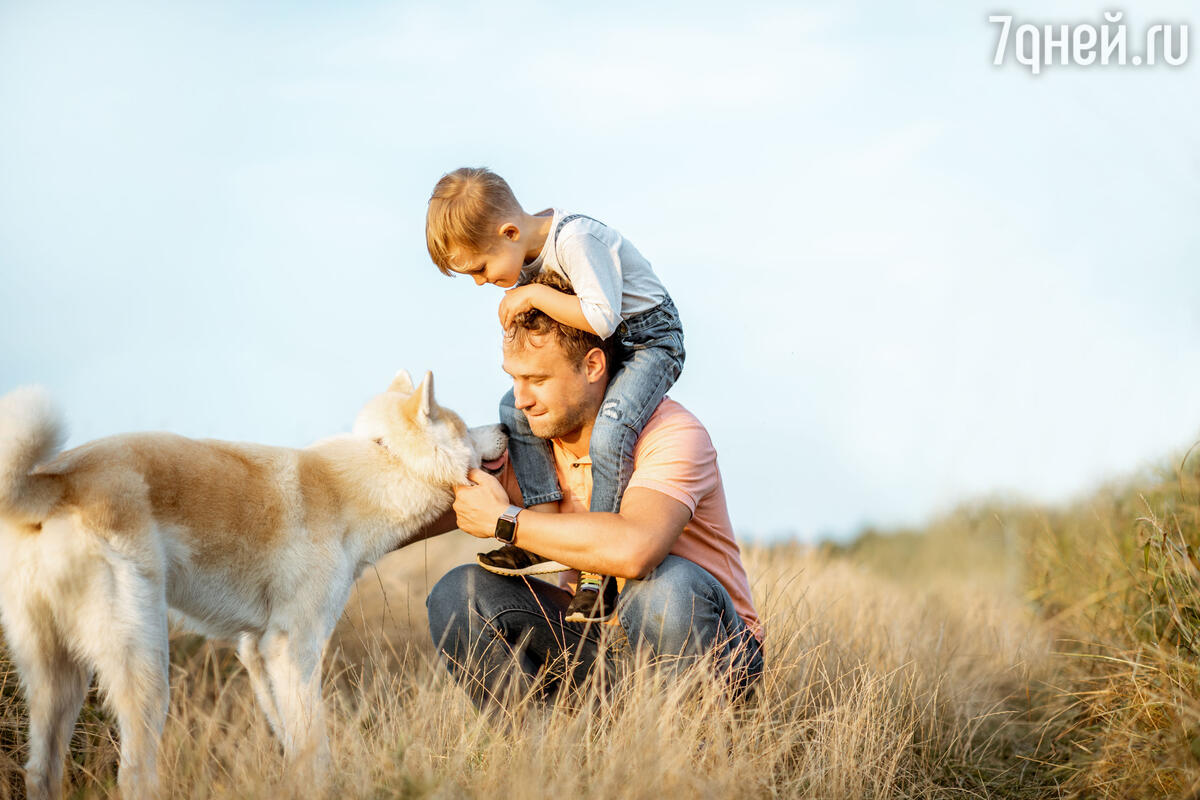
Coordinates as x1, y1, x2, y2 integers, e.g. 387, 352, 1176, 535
426, 167, 685, 623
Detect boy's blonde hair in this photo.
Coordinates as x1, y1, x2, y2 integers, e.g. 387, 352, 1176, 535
426, 167, 521, 276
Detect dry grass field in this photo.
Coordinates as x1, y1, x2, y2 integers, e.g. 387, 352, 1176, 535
2, 450, 1200, 798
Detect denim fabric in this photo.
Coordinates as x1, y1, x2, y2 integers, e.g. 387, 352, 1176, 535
616, 555, 762, 695
500, 296, 686, 512
426, 555, 763, 711
499, 387, 562, 507
590, 297, 685, 512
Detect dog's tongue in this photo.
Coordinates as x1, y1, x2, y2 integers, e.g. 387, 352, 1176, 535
481, 453, 508, 474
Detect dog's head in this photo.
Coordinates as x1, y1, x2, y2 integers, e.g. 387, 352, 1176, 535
353, 370, 507, 486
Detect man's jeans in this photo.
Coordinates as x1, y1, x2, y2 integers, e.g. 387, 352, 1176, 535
427, 555, 763, 710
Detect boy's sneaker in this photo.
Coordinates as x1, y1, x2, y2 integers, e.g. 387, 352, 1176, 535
564, 575, 619, 623
477, 544, 570, 576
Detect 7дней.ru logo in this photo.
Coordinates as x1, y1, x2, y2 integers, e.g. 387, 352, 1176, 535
990, 11, 1188, 74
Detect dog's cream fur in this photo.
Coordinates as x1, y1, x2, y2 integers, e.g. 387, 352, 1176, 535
0, 371, 505, 800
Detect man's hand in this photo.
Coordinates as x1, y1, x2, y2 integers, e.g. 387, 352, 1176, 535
452, 468, 511, 539
498, 285, 543, 329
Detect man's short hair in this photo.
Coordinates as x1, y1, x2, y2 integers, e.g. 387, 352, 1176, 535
426, 167, 522, 276
505, 272, 619, 368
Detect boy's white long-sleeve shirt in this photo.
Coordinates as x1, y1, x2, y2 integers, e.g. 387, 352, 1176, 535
517, 208, 668, 340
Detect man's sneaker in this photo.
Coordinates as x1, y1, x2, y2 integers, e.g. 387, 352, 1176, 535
477, 544, 570, 576
564, 574, 619, 623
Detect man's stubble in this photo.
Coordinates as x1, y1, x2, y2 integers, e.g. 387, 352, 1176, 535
526, 392, 593, 442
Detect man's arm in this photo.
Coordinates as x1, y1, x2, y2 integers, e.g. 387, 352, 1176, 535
453, 469, 691, 579
391, 506, 459, 552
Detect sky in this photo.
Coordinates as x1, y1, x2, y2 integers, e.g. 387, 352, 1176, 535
1, 0, 1198, 541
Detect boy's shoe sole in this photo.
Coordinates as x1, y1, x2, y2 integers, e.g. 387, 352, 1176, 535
476, 544, 571, 576
564, 607, 616, 624
564, 577, 619, 623
478, 558, 573, 577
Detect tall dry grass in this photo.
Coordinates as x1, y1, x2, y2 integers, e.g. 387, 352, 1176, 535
1020, 453, 1200, 798
10, 450, 1199, 799
0, 528, 1070, 799
840, 447, 1200, 798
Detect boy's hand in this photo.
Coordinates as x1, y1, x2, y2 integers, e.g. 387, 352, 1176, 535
498, 285, 543, 329
499, 283, 600, 336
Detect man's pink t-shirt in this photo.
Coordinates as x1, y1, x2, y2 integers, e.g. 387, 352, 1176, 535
501, 397, 762, 640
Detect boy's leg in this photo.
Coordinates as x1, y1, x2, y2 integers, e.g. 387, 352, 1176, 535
568, 340, 684, 622
427, 564, 605, 712
481, 390, 569, 575
588, 343, 684, 514
617, 555, 764, 698
499, 387, 562, 507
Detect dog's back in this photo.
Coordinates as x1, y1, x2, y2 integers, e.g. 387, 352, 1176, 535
43, 433, 332, 568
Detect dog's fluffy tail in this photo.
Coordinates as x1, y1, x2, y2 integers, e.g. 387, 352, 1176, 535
0, 386, 67, 524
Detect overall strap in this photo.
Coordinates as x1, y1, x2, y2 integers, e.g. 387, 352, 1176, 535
553, 213, 604, 265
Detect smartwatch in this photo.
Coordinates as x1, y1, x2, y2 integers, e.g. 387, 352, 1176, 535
495, 505, 523, 544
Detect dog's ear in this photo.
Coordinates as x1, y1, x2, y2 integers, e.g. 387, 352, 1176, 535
404, 371, 437, 422
418, 371, 436, 419
388, 370, 415, 394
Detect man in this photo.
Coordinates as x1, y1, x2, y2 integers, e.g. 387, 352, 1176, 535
426, 278, 763, 709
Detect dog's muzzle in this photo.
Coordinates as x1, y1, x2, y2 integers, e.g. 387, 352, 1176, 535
468, 424, 508, 474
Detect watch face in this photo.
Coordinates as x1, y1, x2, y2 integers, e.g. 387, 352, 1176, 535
495, 516, 517, 543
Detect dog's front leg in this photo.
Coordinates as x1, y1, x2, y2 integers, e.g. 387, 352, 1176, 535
237, 633, 285, 742
260, 629, 331, 787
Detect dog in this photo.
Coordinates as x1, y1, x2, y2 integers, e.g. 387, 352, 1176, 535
0, 371, 505, 800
